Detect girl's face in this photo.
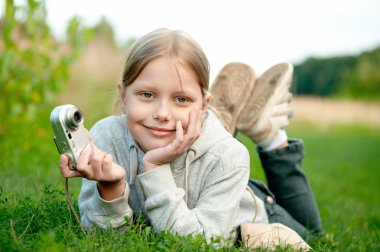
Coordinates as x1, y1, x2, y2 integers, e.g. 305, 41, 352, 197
120, 55, 210, 152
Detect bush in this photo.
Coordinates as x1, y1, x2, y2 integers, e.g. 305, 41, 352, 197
0, 0, 83, 130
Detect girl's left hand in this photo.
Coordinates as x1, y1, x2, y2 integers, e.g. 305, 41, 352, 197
142, 110, 204, 171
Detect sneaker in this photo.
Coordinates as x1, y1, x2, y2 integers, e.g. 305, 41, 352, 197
236, 62, 293, 146
240, 222, 311, 250
209, 62, 256, 134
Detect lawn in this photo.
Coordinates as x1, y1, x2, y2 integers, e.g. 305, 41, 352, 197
1, 110, 379, 251
238, 123, 380, 251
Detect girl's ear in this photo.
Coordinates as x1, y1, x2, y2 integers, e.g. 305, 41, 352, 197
202, 93, 211, 111
118, 84, 127, 114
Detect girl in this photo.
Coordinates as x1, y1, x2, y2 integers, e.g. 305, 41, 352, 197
59, 28, 322, 249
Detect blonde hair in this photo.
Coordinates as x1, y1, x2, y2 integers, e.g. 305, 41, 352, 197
119, 28, 210, 97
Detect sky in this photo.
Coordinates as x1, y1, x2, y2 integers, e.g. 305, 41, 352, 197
8, 0, 380, 79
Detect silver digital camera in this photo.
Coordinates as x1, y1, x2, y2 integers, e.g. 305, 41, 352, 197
50, 104, 89, 170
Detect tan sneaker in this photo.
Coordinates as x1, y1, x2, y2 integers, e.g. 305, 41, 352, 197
209, 62, 256, 134
240, 222, 311, 251
236, 62, 293, 146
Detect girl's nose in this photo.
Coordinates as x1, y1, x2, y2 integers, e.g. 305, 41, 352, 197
153, 101, 171, 121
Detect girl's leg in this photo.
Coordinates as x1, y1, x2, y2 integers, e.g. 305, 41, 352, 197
210, 62, 323, 236
248, 179, 310, 237
258, 139, 323, 236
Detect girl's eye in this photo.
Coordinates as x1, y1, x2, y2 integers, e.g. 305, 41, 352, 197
176, 97, 188, 103
141, 92, 153, 99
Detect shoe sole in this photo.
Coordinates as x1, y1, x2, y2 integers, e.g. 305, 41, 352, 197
209, 62, 256, 134
237, 62, 293, 132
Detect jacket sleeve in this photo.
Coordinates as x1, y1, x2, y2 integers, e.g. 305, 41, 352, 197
78, 118, 133, 229
137, 156, 249, 241
78, 179, 133, 229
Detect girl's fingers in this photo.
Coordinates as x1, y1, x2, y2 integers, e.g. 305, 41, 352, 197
183, 110, 201, 144
193, 109, 202, 132
86, 132, 106, 168
86, 130, 93, 142
176, 120, 184, 143
184, 110, 196, 137
88, 133, 106, 163
91, 147, 106, 166
102, 154, 115, 179
102, 154, 113, 171
59, 154, 70, 169
198, 109, 205, 127
166, 121, 183, 153
201, 109, 206, 121
88, 132, 98, 152
77, 143, 92, 169
58, 131, 120, 182
59, 155, 81, 178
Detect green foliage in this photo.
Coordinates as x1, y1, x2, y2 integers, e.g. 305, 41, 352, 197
0, 0, 84, 128
293, 46, 380, 100
0, 185, 241, 251
293, 56, 356, 96
0, 0, 88, 184
342, 47, 380, 99
0, 185, 83, 251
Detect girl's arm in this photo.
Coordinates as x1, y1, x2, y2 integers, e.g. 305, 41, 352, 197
78, 178, 133, 229
59, 119, 133, 229
138, 145, 250, 241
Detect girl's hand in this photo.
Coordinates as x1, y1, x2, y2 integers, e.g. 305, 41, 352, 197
59, 136, 126, 182
142, 110, 205, 172
59, 133, 126, 200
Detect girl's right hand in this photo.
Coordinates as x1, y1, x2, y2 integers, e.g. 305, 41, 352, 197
59, 134, 126, 200
142, 109, 204, 171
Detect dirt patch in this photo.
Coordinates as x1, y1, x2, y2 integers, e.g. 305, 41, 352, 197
291, 96, 380, 128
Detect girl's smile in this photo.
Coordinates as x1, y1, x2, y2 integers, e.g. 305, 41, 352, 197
142, 125, 176, 137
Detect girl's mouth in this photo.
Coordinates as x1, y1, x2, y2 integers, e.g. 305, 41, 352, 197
143, 125, 175, 137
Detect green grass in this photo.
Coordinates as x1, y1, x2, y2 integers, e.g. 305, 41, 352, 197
1, 111, 380, 251
237, 124, 380, 251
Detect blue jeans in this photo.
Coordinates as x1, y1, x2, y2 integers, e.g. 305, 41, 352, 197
248, 139, 323, 237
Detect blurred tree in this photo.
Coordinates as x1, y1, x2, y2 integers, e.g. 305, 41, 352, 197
293, 55, 356, 96
293, 46, 380, 100
0, 0, 84, 132
341, 47, 380, 99
93, 16, 116, 46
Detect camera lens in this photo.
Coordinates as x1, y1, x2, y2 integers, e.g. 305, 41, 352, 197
64, 107, 83, 130
73, 111, 82, 124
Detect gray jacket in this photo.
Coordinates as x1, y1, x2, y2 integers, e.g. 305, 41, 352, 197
79, 110, 268, 240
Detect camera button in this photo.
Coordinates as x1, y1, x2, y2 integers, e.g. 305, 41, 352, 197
72, 141, 77, 152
